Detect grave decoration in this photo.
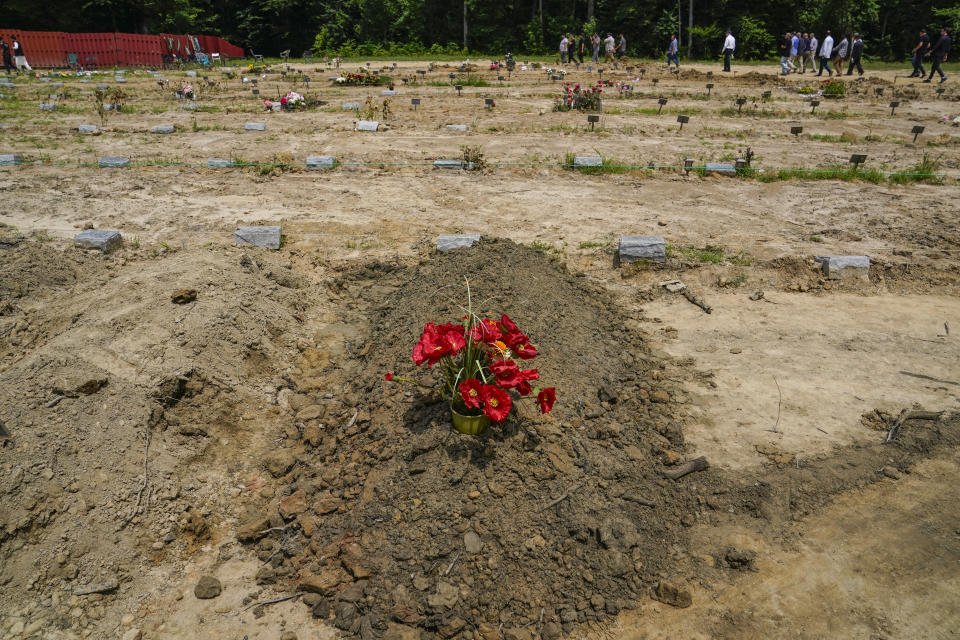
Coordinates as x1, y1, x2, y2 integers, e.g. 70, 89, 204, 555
822, 78, 845, 98
181, 83, 194, 100
553, 82, 602, 112
280, 91, 306, 110
336, 72, 391, 86
385, 283, 555, 435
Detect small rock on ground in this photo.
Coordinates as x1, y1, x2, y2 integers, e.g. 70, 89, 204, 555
194, 575, 222, 599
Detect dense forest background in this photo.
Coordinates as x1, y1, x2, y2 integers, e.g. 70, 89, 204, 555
5, 0, 960, 60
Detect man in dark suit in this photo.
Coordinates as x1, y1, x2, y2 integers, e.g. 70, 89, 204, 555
924, 27, 951, 83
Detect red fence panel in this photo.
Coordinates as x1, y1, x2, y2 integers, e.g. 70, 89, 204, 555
0, 29, 243, 66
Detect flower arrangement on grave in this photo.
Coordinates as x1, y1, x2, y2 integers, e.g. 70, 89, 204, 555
798, 86, 817, 95
247, 63, 270, 74
338, 72, 386, 86
385, 283, 555, 435
614, 80, 635, 97
543, 67, 567, 77
552, 82, 603, 112
821, 78, 846, 98
281, 91, 305, 110
181, 83, 194, 99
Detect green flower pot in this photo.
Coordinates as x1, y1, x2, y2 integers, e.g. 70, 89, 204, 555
451, 408, 490, 435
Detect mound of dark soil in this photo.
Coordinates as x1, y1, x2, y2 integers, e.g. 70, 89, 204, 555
247, 240, 703, 639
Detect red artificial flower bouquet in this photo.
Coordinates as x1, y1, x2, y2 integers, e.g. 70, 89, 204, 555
386, 284, 555, 434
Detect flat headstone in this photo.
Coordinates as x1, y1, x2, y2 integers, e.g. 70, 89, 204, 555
102, 104, 114, 111
98, 157, 130, 168
574, 156, 602, 167
114, 77, 126, 83
73, 230, 122, 253
305, 155, 336, 170
446, 124, 468, 131
342, 102, 361, 110
704, 162, 736, 176
207, 158, 235, 168
186, 71, 197, 77
0, 154, 23, 166
381, 90, 396, 96
51, 82, 64, 88
234, 226, 282, 250
244, 122, 266, 131
96, 83, 110, 89
437, 234, 481, 252
39, 103, 58, 111
151, 125, 175, 134
39, 78, 51, 82
356, 120, 379, 132
181, 103, 198, 111
815, 255, 870, 280
434, 159, 463, 169
77, 124, 100, 134
618, 235, 666, 264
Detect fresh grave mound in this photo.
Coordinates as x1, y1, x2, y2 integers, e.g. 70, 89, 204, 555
250, 239, 702, 638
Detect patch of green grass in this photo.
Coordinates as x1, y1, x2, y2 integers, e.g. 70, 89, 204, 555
425, 74, 489, 87
809, 235, 823, 243
530, 239, 566, 262
561, 151, 632, 174
667, 244, 753, 265
756, 165, 886, 184
578, 239, 614, 250
633, 106, 702, 116
888, 154, 944, 185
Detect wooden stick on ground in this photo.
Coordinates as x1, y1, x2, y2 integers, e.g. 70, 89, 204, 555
539, 482, 584, 511
682, 290, 712, 314
660, 456, 709, 480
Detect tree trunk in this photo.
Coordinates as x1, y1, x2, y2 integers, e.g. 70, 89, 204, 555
463, 1, 468, 50
587, 0, 595, 20
687, 0, 693, 58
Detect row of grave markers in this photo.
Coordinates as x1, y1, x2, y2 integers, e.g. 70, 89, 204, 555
70, 227, 870, 281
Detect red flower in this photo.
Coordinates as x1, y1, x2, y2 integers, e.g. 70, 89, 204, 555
536, 388, 556, 414
482, 385, 511, 422
459, 378, 483, 409
437, 323, 467, 355
490, 359, 522, 389
516, 368, 539, 395
412, 322, 450, 367
499, 313, 520, 335
512, 340, 537, 360
385, 373, 394, 381
470, 318, 502, 344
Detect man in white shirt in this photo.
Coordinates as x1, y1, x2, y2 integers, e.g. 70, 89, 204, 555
603, 33, 616, 62
559, 35, 569, 63
817, 30, 834, 76
721, 30, 735, 71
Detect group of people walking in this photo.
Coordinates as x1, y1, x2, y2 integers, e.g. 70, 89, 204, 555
1, 36, 31, 73
558, 32, 626, 64
910, 27, 951, 83
776, 31, 863, 77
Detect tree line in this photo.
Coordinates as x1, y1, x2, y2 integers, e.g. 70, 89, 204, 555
5, 0, 960, 61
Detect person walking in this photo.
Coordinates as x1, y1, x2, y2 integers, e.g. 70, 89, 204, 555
817, 30, 834, 76
591, 33, 600, 63
721, 29, 735, 71
911, 28, 930, 77
667, 34, 680, 68
559, 34, 569, 64
924, 27, 951, 83
617, 33, 627, 60
846, 33, 864, 76
807, 32, 819, 73
778, 32, 791, 75
797, 33, 809, 72
576, 33, 585, 64
12, 38, 31, 73
1, 38, 14, 75
603, 32, 616, 62
788, 31, 800, 72
833, 34, 849, 74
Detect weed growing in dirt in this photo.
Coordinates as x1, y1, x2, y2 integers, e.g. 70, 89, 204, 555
757, 165, 886, 184
426, 74, 489, 87
561, 151, 631, 174
529, 239, 566, 261
888, 154, 944, 185
578, 239, 615, 251
460, 145, 487, 170
667, 245, 753, 265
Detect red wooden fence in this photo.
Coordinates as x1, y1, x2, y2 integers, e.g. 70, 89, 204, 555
0, 28, 244, 67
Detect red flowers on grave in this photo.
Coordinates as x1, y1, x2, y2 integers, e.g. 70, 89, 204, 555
387, 281, 556, 432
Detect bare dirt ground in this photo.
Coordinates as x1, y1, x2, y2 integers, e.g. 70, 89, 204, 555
1, 59, 959, 640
